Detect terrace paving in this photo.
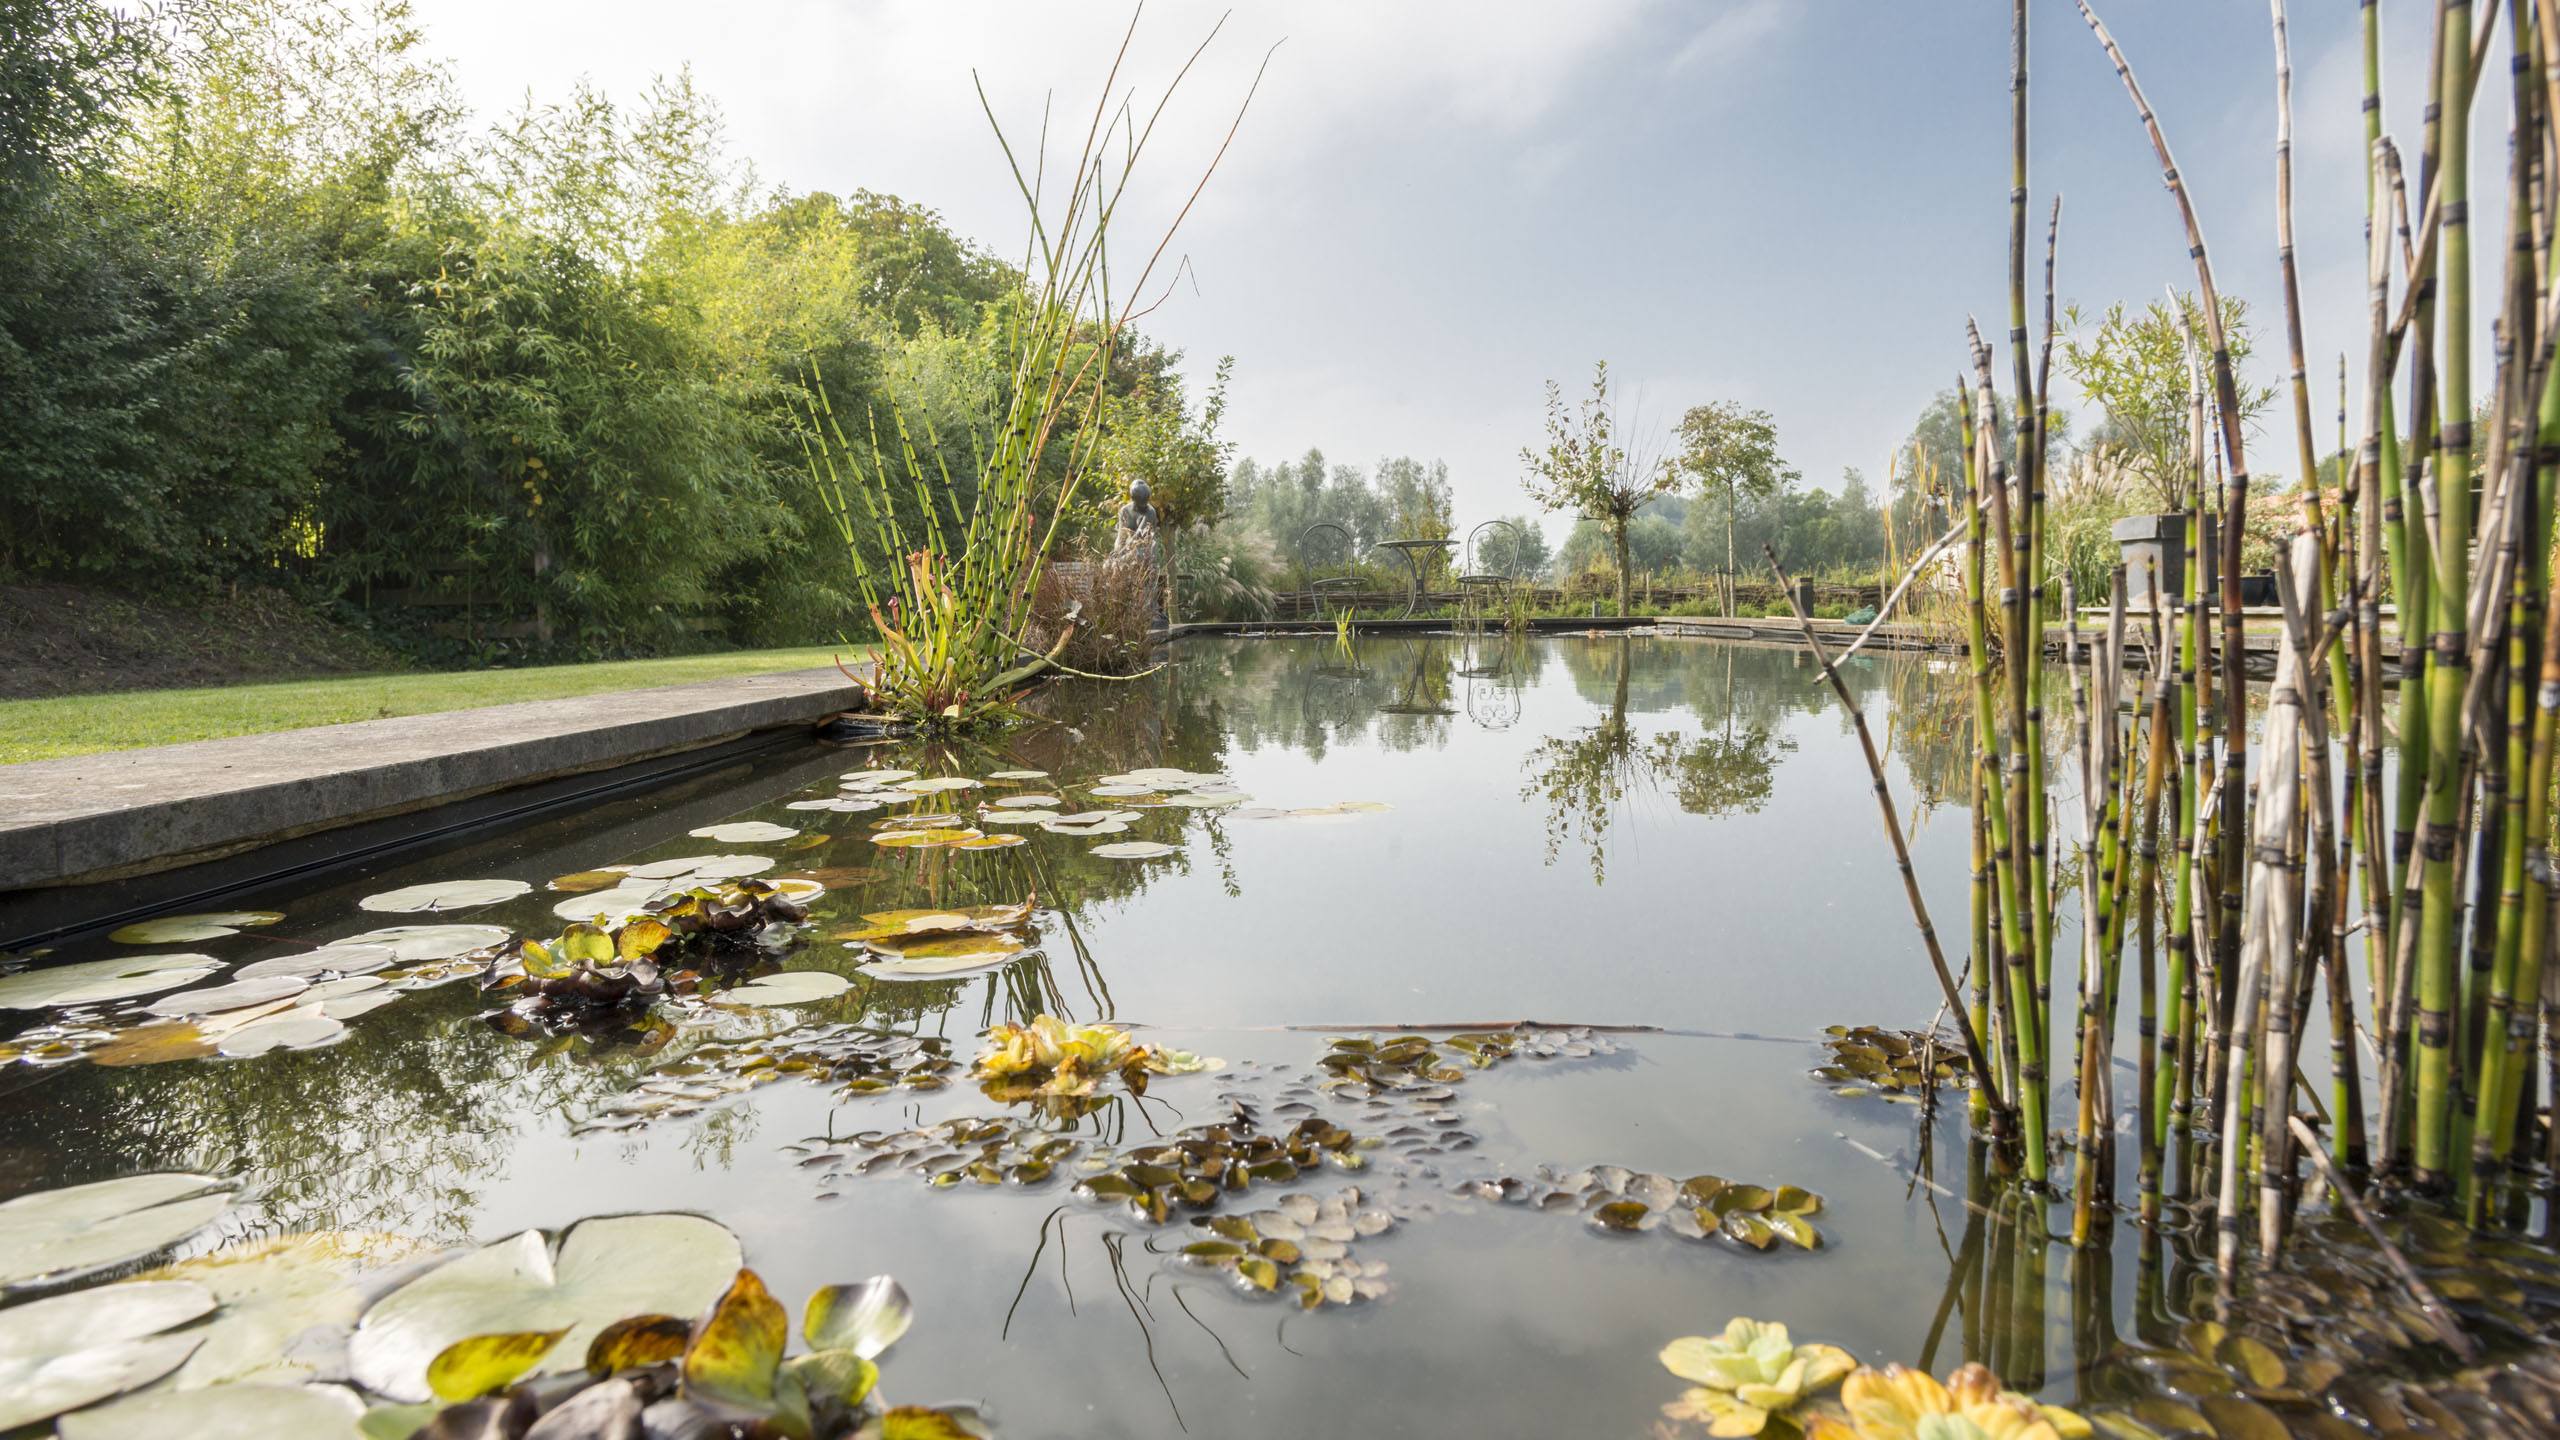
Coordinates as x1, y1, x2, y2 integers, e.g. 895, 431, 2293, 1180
0, 667, 864, 890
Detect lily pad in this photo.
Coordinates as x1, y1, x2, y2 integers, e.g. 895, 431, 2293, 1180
144, 1232, 425, 1389
950, 834, 1025, 850
217, 1008, 347, 1058
57, 1382, 366, 1440
688, 821, 800, 844
348, 1212, 744, 1402
0, 1173, 232, 1291
899, 777, 983, 793
977, 810, 1059, 826
0, 1279, 214, 1430
1091, 841, 1177, 860
1042, 818, 1129, 837
357, 880, 531, 914
840, 769, 915, 785
872, 828, 980, 849
987, 770, 1049, 780
234, 944, 397, 982
107, 913, 284, 945
624, 855, 775, 883
716, 972, 853, 1007
143, 976, 310, 1018
0, 955, 221, 1011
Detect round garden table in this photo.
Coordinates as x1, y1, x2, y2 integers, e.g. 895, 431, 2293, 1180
1371, 537, 1458, 617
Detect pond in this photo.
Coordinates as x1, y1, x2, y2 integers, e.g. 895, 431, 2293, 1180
2, 634, 2553, 1438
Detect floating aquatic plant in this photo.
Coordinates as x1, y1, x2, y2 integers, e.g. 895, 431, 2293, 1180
486, 880, 819, 1033
1657, 1318, 1855, 1438
972, 1014, 1214, 1099
1812, 1025, 1974, 1104
1468, 1166, 1822, 1251
1182, 1187, 1395, 1308
1072, 1110, 1372, 1225
1320, 1027, 1614, 1095
1805, 1363, 2085, 1440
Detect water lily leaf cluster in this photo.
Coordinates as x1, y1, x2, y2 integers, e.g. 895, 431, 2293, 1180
485, 880, 820, 1033
972, 1014, 1216, 1099
1071, 1110, 1375, 1225
1812, 1025, 1973, 1104
1181, 1187, 1395, 1309
1468, 1165, 1824, 1251
1, 917, 535, 1070
1319, 1026, 1616, 1095
791, 1114, 1088, 1192
578, 1026, 959, 1135
843, 900, 1038, 979
550, 856, 784, 924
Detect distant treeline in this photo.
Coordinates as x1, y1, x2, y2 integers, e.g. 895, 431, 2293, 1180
2, 0, 1197, 659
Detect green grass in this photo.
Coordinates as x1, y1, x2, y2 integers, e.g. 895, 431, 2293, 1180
0, 646, 870, 766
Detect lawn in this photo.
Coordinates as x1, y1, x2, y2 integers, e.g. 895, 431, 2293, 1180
0, 646, 869, 766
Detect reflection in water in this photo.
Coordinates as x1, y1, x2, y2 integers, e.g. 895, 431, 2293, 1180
14, 634, 2482, 1438
1522, 639, 1825, 882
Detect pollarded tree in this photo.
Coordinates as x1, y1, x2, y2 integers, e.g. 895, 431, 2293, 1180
1672, 400, 1798, 615
1518, 361, 1677, 617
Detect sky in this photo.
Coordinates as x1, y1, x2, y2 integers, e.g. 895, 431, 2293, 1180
410, 0, 2483, 538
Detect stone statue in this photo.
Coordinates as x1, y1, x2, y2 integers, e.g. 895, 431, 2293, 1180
1114, 479, 1160, 552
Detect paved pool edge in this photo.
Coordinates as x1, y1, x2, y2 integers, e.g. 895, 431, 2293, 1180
0, 667, 866, 890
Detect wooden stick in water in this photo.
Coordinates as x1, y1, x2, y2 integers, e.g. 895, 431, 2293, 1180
1765, 544, 2004, 1119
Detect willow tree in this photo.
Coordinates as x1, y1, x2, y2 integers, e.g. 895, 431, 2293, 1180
1519, 361, 1677, 616
1673, 400, 1798, 615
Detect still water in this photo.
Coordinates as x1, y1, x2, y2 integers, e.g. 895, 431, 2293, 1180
0, 635, 2542, 1437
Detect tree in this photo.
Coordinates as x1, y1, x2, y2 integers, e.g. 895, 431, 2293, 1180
1672, 400, 1799, 614
1519, 361, 1677, 616
1472, 515, 1550, 578
2058, 292, 2275, 505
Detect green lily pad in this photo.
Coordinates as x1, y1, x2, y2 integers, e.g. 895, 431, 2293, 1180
623, 855, 775, 883
57, 1382, 366, 1440
1090, 841, 1177, 860
715, 972, 852, 1007
108, 913, 284, 945
0, 1173, 232, 1291
357, 880, 531, 914
0, 955, 222, 1011
0, 1279, 214, 1430
348, 1212, 743, 1402
145, 1232, 424, 1389
142, 976, 310, 1018
689, 821, 800, 844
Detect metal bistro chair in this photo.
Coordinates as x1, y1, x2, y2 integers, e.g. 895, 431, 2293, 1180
1457, 518, 1526, 595
1296, 522, 1362, 621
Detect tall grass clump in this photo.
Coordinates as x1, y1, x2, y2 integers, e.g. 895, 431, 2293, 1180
801, 18, 1265, 726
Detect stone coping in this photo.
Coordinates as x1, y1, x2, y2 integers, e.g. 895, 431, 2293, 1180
0, 667, 864, 891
